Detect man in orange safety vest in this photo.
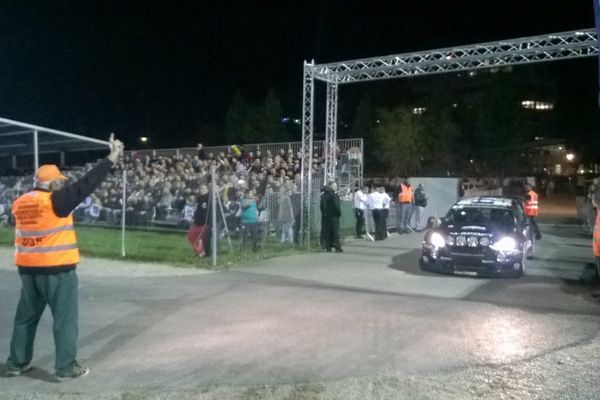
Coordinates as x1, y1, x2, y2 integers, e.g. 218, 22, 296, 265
524, 184, 542, 240
5, 134, 124, 380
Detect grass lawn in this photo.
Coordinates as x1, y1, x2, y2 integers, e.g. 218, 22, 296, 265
0, 224, 306, 268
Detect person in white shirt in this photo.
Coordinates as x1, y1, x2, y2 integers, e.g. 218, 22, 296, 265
353, 186, 368, 239
367, 186, 389, 240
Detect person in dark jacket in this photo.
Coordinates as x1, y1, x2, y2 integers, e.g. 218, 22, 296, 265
320, 181, 342, 252
5, 134, 124, 380
319, 185, 328, 249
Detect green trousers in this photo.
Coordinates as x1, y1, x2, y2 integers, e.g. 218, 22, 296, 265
7, 270, 79, 374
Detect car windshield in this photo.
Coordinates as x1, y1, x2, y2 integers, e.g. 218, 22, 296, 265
445, 207, 515, 229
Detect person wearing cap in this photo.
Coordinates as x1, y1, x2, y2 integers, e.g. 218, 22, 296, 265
5, 134, 124, 380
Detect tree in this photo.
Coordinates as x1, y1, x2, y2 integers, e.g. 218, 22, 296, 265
419, 92, 462, 175
351, 96, 379, 171
259, 88, 286, 142
457, 75, 529, 175
224, 92, 253, 144
225, 89, 287, 145
373, 106, 423, 176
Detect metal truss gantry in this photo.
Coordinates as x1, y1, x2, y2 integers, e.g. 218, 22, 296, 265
300, 28, 598, 246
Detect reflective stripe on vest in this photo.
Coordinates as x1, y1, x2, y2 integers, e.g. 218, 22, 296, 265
524, 190, 538, 217
398, 184, 413, 203
12, 190, 80, 267
16, 243, 78, 253
16, 225, 74, 238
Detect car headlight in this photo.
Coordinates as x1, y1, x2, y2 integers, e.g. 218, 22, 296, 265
491, 237, 517, 252
479, 237, 490, 247
430, 232, 446, 248
447, 236, 455, 246
467, 236, 478, 247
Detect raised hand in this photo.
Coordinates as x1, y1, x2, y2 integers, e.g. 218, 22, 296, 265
107, 133, 125, 164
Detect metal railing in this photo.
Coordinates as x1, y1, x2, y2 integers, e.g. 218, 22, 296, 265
125, 138, 363, 162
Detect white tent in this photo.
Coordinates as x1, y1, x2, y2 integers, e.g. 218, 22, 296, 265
0, 116, 127, 256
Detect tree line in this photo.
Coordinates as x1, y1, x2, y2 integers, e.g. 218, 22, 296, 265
223, 67, 599, 177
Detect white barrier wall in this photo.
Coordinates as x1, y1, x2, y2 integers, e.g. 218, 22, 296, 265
408, 177, 461, 226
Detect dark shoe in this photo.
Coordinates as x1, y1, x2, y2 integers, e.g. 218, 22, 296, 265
55, 362, 89, 381
335, 248, 343, 253
4, 364, 32, 377
535, 233, 542, 240
591, 291, 600, 298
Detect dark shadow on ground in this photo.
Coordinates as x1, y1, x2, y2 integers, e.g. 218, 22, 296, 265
0, 362, 60, 383
542, 226, 589, 239
387, 249, 435, 277
383, 249, 600, 313
538, 217, 579, 225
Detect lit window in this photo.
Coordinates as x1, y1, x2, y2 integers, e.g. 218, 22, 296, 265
521, 100, 554, 111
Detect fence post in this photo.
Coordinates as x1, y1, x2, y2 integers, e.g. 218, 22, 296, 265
211, 164, 217, 267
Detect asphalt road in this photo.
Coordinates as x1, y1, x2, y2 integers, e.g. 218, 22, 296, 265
0, 223, 599, 399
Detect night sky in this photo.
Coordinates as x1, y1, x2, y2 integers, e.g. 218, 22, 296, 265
0, 1, 596, 149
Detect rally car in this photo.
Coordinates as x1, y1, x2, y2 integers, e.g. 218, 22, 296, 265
420, 196, 534, 278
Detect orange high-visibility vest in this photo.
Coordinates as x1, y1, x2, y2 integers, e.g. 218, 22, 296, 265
12, 190, 80, 267
398, 183, 413, 203
594, 210, 600, 257
524, 190, 538, 217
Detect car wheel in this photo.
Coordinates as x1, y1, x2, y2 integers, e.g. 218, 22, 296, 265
419, 256, 427, 271
519, 252, 526, 277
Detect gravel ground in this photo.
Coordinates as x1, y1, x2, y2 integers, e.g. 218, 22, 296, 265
2, 333, 600, 400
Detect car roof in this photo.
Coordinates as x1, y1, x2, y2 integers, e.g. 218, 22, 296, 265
454, 196, 517, 209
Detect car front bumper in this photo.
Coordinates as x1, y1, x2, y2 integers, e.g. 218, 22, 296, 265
420, 244, 523, 277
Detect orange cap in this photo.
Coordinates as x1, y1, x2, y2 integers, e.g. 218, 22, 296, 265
35, 164, 68, 183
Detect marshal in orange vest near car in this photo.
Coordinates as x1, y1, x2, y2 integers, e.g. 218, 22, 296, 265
523, 184, 542, 240
524, 189, 538, 217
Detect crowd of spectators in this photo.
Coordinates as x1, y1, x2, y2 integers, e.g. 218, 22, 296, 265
0, 144, 336, 244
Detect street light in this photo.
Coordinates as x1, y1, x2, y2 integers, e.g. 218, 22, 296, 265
566, 153, 575, 162
140, 137, 148, 144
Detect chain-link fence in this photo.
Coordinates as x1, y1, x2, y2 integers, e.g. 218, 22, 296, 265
197, 167, 302, 265
1, 137, 365, 265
